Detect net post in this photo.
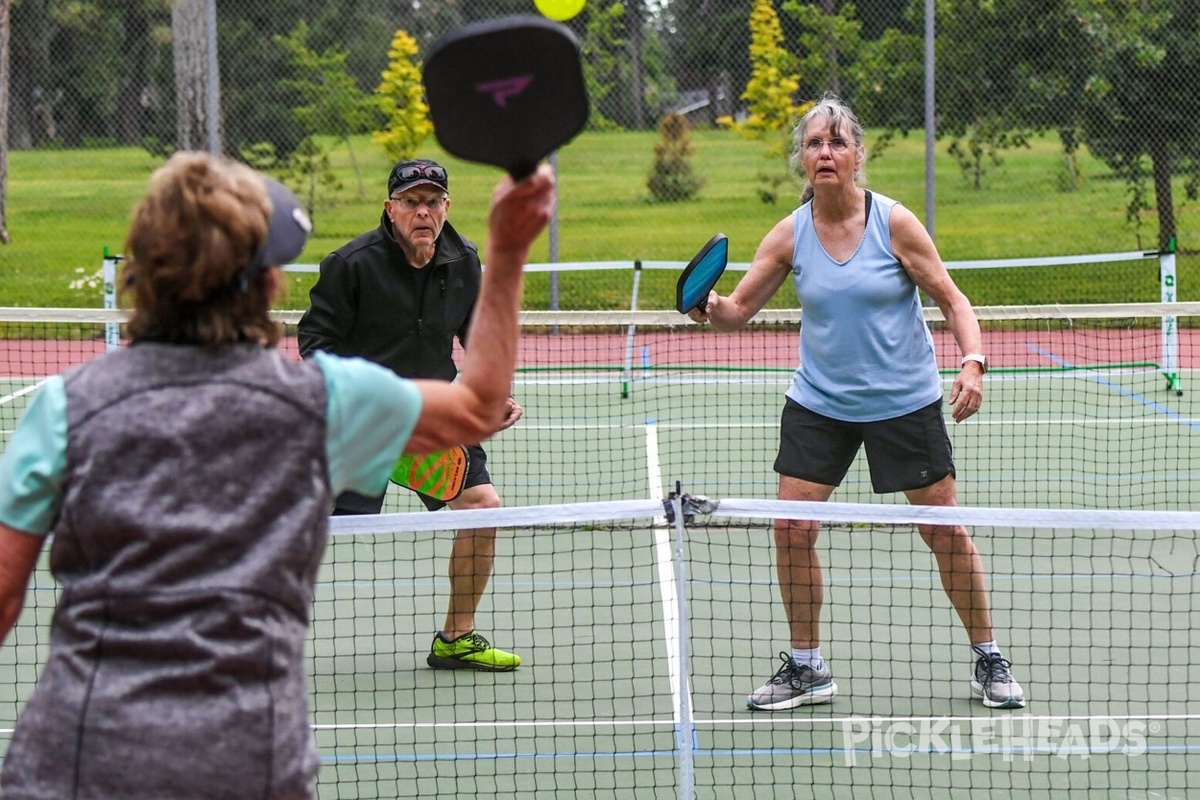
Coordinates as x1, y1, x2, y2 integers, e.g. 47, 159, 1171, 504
621, 260, 643, 399
666, 486, 697, 800
1159, 246, 1182, 395
101, 249, 121, 353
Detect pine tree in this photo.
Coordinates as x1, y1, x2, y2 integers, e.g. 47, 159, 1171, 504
718, 0, 811, 203
373, 30, 433, 163
725, 0, 801, 136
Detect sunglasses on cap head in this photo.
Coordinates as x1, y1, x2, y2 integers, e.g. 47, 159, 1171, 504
395, 164, 447, 182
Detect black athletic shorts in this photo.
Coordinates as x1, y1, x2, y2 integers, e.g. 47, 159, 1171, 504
332, 443, 492, 514
773, 397, 954, 494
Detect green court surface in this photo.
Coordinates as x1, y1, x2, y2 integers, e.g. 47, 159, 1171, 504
462, 365, 1200, 511
1, 362, 1198, 798
299, 514, 1199, 798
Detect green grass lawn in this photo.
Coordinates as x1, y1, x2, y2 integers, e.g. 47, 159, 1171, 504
0, 128, 1195, 310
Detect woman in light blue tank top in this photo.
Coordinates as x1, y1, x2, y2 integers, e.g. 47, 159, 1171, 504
687, 95, 1026, 713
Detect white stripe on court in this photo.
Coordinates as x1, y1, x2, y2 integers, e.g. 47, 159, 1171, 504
0, 380, 46, 406
645, 419, 665, 506
644, 419, 694, 724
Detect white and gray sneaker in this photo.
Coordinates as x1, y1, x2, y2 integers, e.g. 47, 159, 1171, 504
746, 652, 838, 711
970, 646, 1027, 709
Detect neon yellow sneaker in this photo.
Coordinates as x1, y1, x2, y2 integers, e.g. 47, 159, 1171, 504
427, 631, 521, 671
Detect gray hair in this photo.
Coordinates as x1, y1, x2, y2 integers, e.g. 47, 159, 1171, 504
788, 93, 867, 203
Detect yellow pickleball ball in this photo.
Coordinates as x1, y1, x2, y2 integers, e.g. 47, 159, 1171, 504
534, 0, 585, 22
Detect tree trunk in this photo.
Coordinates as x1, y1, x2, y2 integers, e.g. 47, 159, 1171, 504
1149, 133, 1176, 253
0, 0, 11, 244
10, 0, 51, 151
172, 0, 210, 152
116, 3, 152, 147
628, 0, 645, 130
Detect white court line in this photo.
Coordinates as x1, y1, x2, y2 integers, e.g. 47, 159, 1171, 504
644, 420, 694, 725
0, 381, 46, 406
644, 420, 665, 506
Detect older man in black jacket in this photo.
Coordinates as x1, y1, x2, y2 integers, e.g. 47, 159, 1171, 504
298, 158, 522, 672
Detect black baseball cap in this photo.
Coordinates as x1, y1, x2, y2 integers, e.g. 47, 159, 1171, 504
388, 158, 449, 195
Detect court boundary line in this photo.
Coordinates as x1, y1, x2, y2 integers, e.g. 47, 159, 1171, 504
0, 381, 46, 407
643, 418, 692, 727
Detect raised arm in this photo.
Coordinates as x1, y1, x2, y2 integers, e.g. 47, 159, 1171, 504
890, 204, 985, 423
404, 167, 555, 453
688, 215, 795, 331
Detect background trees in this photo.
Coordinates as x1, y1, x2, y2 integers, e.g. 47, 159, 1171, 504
1075, 1, 1200, 251
1, 0, 1195, 252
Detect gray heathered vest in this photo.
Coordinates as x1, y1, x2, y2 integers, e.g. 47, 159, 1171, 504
1, 343, 331, 800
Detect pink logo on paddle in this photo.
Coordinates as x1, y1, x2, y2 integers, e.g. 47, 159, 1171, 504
475, 76, 533, 107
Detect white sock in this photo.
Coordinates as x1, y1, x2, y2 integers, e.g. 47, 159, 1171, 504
972, 640, 1000, 663
792, 647, 823, 669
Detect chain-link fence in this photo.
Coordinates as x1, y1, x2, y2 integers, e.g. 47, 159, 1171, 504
5, 0, 1199, 305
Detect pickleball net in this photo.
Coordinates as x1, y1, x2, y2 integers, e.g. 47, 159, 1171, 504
0, 497, 1196, 798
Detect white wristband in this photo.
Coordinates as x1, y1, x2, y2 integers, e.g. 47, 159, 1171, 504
961, 354, 988, 373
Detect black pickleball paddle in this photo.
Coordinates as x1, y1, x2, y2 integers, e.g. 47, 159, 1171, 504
423, 16, 589, 180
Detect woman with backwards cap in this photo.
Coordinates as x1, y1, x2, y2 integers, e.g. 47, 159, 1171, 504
0, 151, 555, 799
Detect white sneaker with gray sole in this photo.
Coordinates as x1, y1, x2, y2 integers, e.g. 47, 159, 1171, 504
746, 652, 838, 711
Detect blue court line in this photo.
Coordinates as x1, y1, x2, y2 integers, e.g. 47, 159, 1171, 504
3, 741, 1193, 770
320, 749, 676, 764
1029, 345, 1200, 432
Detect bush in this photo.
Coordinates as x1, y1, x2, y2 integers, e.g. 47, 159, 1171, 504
647, 112, 704, 202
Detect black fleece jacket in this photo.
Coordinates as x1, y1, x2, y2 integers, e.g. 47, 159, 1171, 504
297, 212, 481, 382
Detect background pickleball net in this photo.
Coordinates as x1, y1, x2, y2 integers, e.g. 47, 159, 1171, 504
0, 304, 1198, 797
6, 303, 1198, 511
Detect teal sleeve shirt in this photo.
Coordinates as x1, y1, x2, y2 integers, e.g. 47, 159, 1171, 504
0, 377, 67, 535
0, 353, 423, 535
313, 351, 423, 499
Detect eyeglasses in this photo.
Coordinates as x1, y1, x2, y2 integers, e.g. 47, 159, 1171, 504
804, 137, 853, 153
389, 195, 447, 211
394, 164, 447, 182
